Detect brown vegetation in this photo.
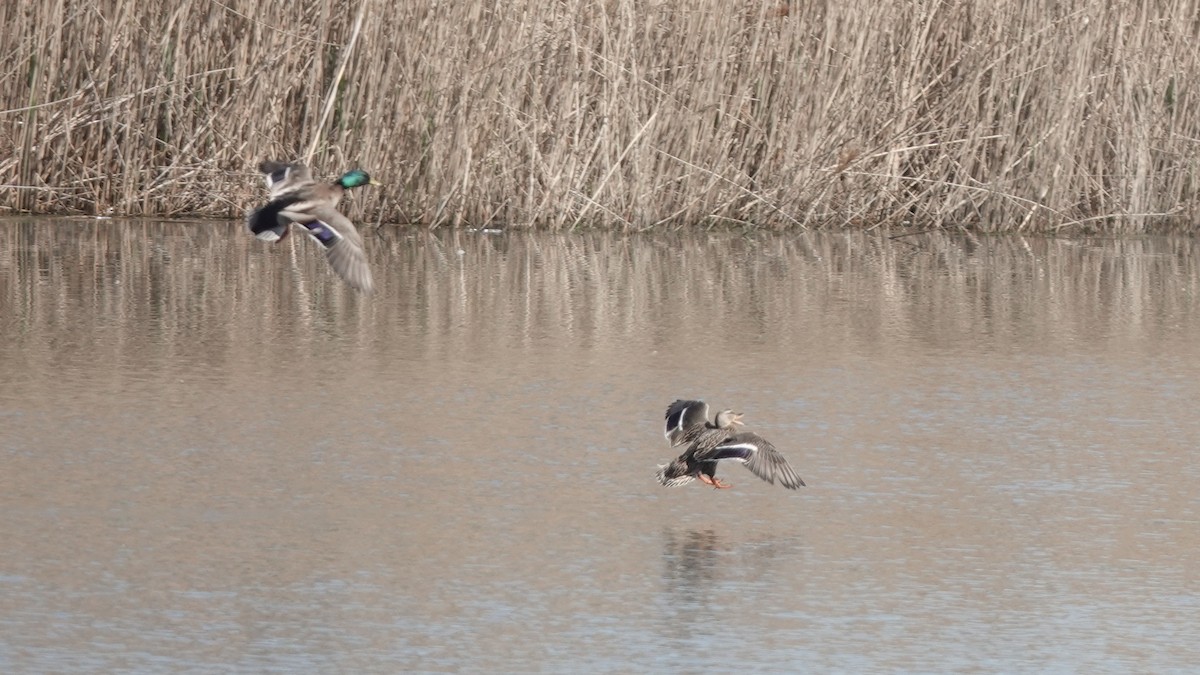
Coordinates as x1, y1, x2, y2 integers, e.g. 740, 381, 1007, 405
2, 0, 1199, 231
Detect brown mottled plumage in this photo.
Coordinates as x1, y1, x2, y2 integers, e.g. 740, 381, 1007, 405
657, 399, 805, 490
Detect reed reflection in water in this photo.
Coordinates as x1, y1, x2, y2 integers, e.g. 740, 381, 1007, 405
1, 220, 1199, 672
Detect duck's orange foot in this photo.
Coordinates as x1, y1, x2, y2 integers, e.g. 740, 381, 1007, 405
699, 474, 732, 489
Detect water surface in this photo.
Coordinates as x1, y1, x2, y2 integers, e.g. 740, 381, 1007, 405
1, 221, 1199, 672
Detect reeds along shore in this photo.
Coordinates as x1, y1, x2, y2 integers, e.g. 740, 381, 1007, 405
2, 0, 1199, 232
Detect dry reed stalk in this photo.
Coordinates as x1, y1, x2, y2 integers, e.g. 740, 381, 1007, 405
2, 0, 1200, 232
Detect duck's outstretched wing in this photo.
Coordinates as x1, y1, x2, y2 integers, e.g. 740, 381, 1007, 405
294, 203, 374, 294
698, 432, 805, 489
259, 161, 315, 199
664, 399, 710, 446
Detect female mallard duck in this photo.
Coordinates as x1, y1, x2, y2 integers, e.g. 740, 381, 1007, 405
657, 399, 805, 490
247, 161, 380, 294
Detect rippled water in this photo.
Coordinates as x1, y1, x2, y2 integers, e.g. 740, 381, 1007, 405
1, 220, 1199, 672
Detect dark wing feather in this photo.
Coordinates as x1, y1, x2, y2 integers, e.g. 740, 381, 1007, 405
664, 399, 711, 446
247, 194, 302, 239
701, 431, 805, 489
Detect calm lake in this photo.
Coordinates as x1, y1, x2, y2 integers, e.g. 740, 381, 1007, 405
2, 220, 1199, 672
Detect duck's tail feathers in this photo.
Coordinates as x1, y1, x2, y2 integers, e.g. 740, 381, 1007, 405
254, 226, 287, 242
656, 463, 694, 487
247, 199, 300, 242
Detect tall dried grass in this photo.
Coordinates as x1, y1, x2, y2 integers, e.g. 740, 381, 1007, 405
2, 0, 1199, 231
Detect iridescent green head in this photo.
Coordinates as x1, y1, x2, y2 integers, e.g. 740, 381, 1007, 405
336, 169, 379, 189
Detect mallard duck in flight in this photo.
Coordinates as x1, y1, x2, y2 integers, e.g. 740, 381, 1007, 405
247, 161, 379, 293
657, 399, 805, 490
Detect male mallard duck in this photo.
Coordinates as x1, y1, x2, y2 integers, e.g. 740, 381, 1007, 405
247, 160, 380, 294
657, 399, 805, 490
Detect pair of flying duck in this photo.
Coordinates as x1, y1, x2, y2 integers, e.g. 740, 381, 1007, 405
246, 167, 805, 492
